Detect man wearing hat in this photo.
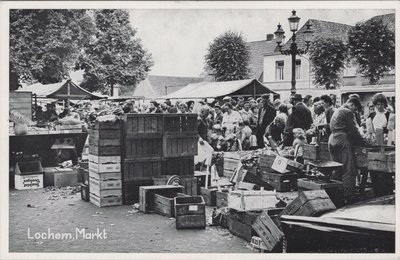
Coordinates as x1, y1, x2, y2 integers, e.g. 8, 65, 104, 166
282, 94, 313, 147
329, 97, 367, 204
213, 104, 223, 125
256, 94, 276, 148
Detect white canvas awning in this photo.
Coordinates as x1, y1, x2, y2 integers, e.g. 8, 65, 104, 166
161, 79, 279, 99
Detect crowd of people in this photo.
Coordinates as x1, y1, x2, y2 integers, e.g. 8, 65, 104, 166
32, 92, 395, 203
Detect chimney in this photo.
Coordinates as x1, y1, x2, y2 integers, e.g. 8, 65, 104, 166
266, 34, 274, 41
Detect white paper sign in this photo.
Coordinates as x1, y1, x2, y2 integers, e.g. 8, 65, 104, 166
189, 205, 198, 211
271, 155, 288, 173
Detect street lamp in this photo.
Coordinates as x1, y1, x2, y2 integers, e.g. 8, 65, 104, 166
274, 10, 313, 95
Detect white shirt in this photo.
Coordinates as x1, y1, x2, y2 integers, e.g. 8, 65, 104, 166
372, 109, 388, 130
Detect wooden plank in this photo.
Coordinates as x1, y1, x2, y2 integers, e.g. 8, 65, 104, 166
89, 176, 122, 191
89, 171, 121, 182
88, 155, 121, 164
89, 146, 121, 156
88, 129, 120, 139
90, 193, 122, 207
89, 137, 121, 147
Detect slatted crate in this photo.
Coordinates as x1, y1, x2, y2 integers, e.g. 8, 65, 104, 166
161, 156, 194, 176
89, 146, 121, 156
88, 129, 121, 139
138, 185, 184, 213
163, 133, 198, 158
297, 178, 344, 208
88, 155, 121, 173
123, 158, 162, 181
174, 196, 206, 229
90, 192, 122, 207
163, 114, 197, 133
124, 114, 163, 135
302, 143, 330, 161
260, 172, 298, 192
227, 208, 262, 242
124, 135, 163, 159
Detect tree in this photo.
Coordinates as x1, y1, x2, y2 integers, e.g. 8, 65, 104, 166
205, 31, 250, 82
348, 17, 395, 84
309, 37, 348, 89
75, 10, 153, 95
10, 10, 95, 90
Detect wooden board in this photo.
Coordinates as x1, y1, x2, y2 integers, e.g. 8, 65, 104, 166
123, 158, 162, 181
163, 133, 198, 158
88, 155, 121, 164
139, 185, 183, 213
89, 160, 121, 173
89, 176, 122, 191
89, 171, 121, 182
89, 137, 121, 147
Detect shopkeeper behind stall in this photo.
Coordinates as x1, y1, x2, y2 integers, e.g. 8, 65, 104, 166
329, 97, 367, 204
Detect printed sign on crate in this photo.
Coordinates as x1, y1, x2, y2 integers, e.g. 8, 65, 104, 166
15, 174, 43, 190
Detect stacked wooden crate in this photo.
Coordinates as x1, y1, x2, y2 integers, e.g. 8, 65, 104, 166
122, 114, 164, 204
88, 120, 122, 207
162, 114, 198, 195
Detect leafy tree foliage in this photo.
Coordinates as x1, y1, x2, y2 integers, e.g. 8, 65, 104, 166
205, 31, 250, 81
75, 10, 153, 95
10, 10, 95, 90
309, 37, 348, 89
348, 18, 395, 84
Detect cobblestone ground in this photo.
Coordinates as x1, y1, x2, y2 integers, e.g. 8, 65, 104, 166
9, 188, 254, 253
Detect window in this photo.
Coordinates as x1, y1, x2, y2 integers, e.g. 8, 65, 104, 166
295, 59, 301, 80
276, 61, 284, 81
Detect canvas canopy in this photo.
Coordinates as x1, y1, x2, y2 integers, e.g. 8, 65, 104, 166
17, 79, 104, 100
161, 79, 279, 99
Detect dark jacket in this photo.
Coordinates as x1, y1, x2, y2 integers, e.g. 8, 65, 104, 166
197, 117, 209, 141
257, 103, 276, 130
282, 102, 312, 146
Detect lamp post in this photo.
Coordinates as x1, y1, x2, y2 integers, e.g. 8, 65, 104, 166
274, 10, 313, 95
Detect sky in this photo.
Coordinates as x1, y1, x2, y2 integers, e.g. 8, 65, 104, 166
128, 8, 395, 78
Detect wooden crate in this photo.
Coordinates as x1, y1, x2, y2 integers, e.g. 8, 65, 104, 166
89, 160, 121, 173
122, 178, 154, 205
252, 211, 284, 252
123, 158, 162, 181
297, 178, 344, 208
88, 129, 121, 139
88, 154, 121, 164
89, 146, 121, 156
154, 191, 189, 217
163, 114, 197, 133
139, 185, 183, 213
280, 190, 336, 217
124, 136, 163, 159
124, 114, 163, 134
163, 133, 198, 158
200, 187, 217, 206
89, 136, 121, 147
368, 151, 395, 173
89, 176, 122, 191
179, 176, 198, 196
228, 190, 278, 211
90, 193, 122, 207
227, 208, 262, 242
258, 153, 277, 172
216, 190, 229, 208
260, 172, 298, 192
302, 143, 330, 161
89, 170, 121, 182
15, 161, 43, 175
15, 174, 43, 190
43, 167, 78, 187
239, 168, 274, 190
161, 156, 194, 176
174, 196, 206, 229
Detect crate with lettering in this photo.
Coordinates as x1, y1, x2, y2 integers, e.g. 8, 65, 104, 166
89, 193, 122, 207
89, 171, 122, 191
174, 196, 206, 229
88, 155, 121, 173
15, 173, 43, 190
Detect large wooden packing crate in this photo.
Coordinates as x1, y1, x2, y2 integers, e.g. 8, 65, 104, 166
163, 114, 197, 133
123, 178, 154, 205
124, 136, 163, 159
89, 173, 122, 191
90, 192, 122, 207
161, 156, 194, 176
227, 208, 263, 242
124, 114, 164, 134
163, 133, 198, 158
88, 129, 121, 139
367, 149, 395, 173
123, 158, 162, 181
154, 192, 189, 217
252, 209, 285, 252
